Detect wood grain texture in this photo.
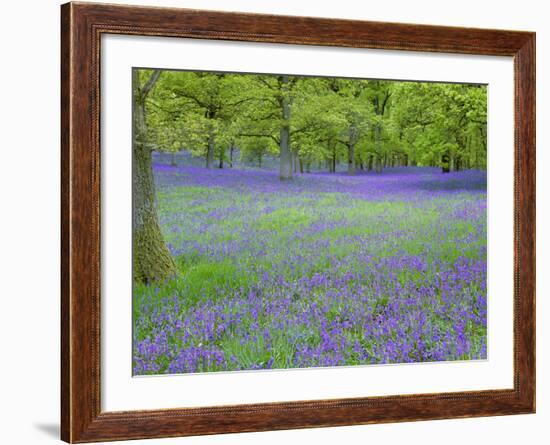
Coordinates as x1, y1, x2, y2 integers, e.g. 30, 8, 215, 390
60, 2, 536, 442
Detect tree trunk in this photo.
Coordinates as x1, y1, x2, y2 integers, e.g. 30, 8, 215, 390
132, 70, 176, 284
367, 155, 374, 171
292, 150, 298, 173
170, 152, 177, 166
347, 143, 356, 175
374, 124, 383, 173
279, 75, 293, 180
479, 126, 487, 169
331, 142, 337, 173
229, 143, 234, 168
442, 152, 451, 173
218, 145, 225, 169
206, 129, 215, 169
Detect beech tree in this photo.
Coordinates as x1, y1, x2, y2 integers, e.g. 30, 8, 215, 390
235, 75, 299, 179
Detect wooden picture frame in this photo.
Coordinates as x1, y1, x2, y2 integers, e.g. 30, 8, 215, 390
61, 1, 535, 442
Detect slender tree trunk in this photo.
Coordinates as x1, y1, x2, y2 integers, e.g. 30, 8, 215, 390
470, 135, 474, 169
292, 150, 299, 173
299, 157, 304, 174
206, 129, 215, 169
229, 143, 234, 168
375, 157, 383, 173
279, 75, 293, 180
327, 140, 336, 173
170, 151, 177, 166
331, 142, 337, 173
374, 124, 383, 173
442, 152, 450, 173
279, 121, 292, 178
347, 143, 356, 175
479, 126, 487, 169
132, 70, 175, 284
218, 145, 225, 169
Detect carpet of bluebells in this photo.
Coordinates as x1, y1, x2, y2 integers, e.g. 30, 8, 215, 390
133, 157, 487, 375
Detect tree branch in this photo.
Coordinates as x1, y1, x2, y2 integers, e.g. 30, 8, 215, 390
172, 89, 209, 109
146, 99, 180, 115
141, 70, 162, 98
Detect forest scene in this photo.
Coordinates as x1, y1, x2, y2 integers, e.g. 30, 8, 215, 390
132, 68, 488, 375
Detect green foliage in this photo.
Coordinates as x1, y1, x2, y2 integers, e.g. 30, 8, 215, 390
137, 68, 487, 173
391, 82, 487, 169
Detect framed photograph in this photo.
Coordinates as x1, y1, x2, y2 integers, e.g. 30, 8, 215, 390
61, 2, 535, 442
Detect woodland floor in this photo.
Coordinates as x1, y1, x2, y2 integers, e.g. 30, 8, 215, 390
133, 161, 487, 375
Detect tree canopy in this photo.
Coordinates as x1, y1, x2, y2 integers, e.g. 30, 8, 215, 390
139, 69, 487, 178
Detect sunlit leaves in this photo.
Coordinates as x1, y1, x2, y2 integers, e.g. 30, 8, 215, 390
136, 68, 487, 172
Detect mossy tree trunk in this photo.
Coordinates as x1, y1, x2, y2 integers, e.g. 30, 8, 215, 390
133, 69, 176, 284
